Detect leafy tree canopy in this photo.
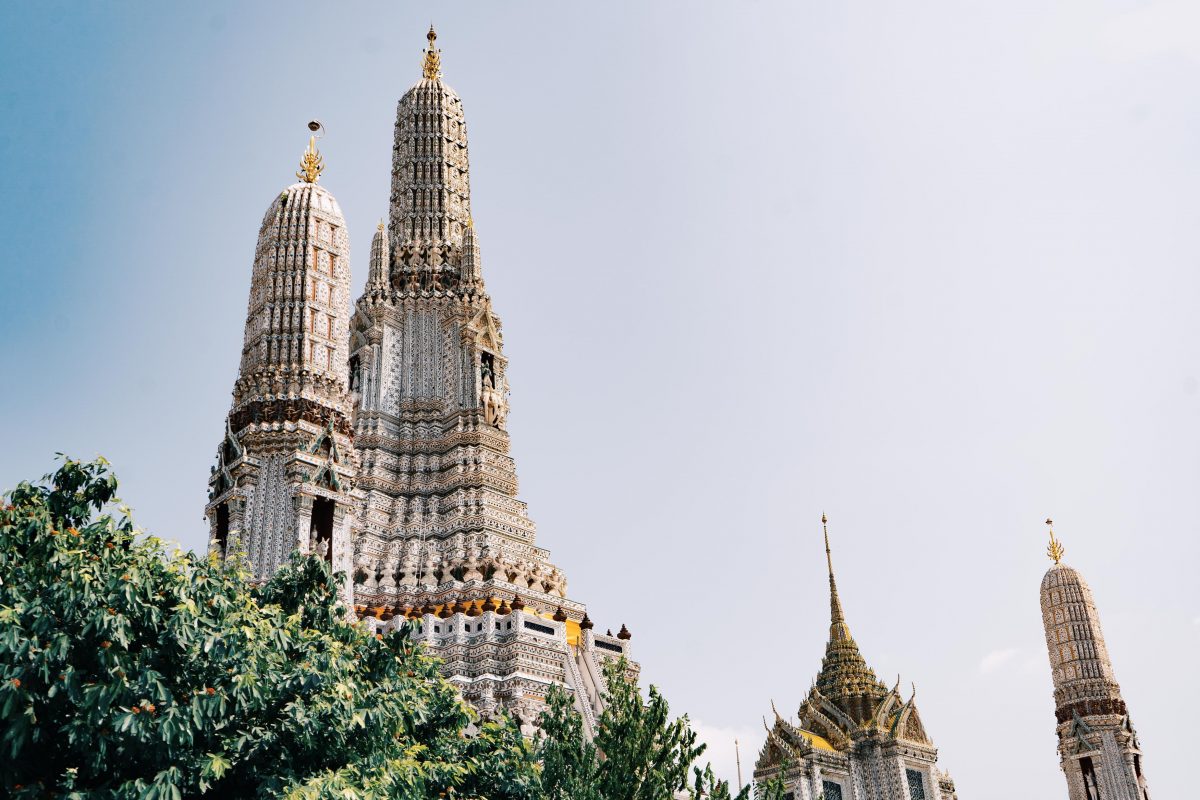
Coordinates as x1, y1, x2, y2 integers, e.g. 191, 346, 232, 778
0, 457, 539, 800
0, 457, 784, 800
537, 659, 786, 800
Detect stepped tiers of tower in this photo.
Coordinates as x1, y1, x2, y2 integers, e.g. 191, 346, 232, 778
206, 177, 358, 581
1039, 525, 1150, 800
205, 28, 631, 734
754, 519, 958, 800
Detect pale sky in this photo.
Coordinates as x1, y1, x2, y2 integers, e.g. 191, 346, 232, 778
3, 2, 1198, 797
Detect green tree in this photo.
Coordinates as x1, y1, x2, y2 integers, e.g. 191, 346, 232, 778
0, 457, 540, 800
538, 660, 786, 800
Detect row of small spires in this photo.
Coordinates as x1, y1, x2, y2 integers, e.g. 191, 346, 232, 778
352, 598, 632, 640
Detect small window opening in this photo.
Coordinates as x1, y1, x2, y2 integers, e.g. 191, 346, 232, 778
1080, 756, 1102, 800
906, 769, 927, 800
310, 498, 335, 566
214, 503, 230, 558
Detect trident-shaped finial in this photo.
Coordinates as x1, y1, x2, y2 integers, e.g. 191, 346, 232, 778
1045, 517, 1065, 565
423, 25, 442, 80
297, 136, 324, 183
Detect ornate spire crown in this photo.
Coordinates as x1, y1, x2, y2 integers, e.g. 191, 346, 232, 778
824, 513, 851, 642
422, 25, 442, 80
296, 136, 324, 183
1045, 517, 1065, 565
812, 514, 887, 719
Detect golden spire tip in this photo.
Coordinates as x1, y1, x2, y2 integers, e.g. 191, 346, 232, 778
296, 135, 324, 184
1045, 517, 1065, 565
422, 25, 442, 80
822, 513, 847, 630
822, 513, 832, 567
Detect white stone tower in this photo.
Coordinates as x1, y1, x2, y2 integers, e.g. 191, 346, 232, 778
206, 135, 358, 591
346, 28, 632, 732
754, 516, 958, 800
1039, 521, 1151, 800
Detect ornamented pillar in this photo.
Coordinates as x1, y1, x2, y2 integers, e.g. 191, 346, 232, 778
206, 135, 359, 583
345, 26, 635, 730
1039, 520, 1150, 800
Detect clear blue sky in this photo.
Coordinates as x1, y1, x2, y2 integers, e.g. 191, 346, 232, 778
3, 2, 1198, 796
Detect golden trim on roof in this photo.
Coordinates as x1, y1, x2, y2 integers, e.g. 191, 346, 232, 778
797, 729, 837, 752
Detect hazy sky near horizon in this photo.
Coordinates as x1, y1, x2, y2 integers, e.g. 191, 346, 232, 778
3, 2, 1199, 796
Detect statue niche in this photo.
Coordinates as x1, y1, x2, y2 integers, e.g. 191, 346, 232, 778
309, 497, 335, 567
479, 351, 507, 428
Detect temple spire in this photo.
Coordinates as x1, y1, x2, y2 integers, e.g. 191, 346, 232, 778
824, 513, 850, 641
391, 26, 472, 245
422, 25, 442, 80
812, 514, 886, 719
366, 219, 389, 293
1039, 526, 1149, 798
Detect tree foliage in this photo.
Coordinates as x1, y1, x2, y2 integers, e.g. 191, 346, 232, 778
0, 457, 787, 799
538, 660, 786, 800
0, 457, 540, 799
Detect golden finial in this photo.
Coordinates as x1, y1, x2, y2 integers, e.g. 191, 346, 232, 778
422, 25, 442, 80
822, 513, 832, 574
377, 219, 385, 232
1046, 517, 1065, 565
296, 136, 324, 183
822, 513, 848, 631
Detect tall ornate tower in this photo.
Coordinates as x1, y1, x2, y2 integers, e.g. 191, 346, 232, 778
754, 516, 957, 800
346, 28, 632, 731
206, 136, 358, 589
1039, 521, 1151, 800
